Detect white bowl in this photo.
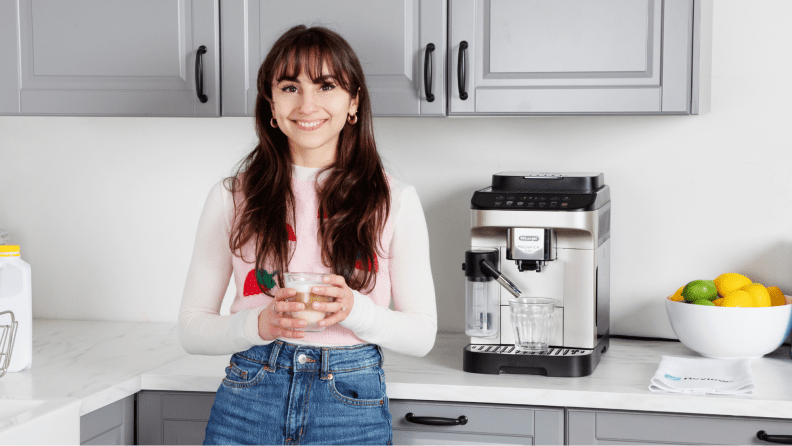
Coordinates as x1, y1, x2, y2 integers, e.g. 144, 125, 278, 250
665, 297, 792, 359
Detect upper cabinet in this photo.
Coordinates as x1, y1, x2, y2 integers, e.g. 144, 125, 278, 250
449, 0, 711, 115
221, 0, 446, 117
0, 0, 220, 116
0, 0, 711, 117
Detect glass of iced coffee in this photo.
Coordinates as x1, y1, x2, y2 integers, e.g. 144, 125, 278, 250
283, 273, 334, 332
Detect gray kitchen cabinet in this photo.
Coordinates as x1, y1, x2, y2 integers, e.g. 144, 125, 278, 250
390, 399, 564, 445
135, 391, 563, 445
221, 0, 447, 117
567, 408, 792, 445
137, 390, 215, 445
448, 0, 712, 115
0, 0, 220, 116
80, 394, 135, 445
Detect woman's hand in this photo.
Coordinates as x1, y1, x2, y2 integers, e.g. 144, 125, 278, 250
257, 288, 308, 341
311, 274, 354, 327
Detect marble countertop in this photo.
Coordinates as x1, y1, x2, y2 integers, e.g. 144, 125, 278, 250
4, 319, 792, 419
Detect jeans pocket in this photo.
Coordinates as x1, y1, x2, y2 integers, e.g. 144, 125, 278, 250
328, 366, 386, 407
222, 353, 267, 388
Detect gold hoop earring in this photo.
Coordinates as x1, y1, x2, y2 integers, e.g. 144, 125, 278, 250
270, 118, 278, 128
347, 113, 358, 125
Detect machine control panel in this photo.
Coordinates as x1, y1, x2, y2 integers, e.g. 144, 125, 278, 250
471, 189, 597, 211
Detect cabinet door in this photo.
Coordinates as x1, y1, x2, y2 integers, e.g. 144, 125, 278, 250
0, 0, 220, 116
449, 0, 694, 115
137, 391, 216, 445
80, 394, 135, 445
390, 399, 563, 445
221, 0, 446, 117
567, 409, 792, 445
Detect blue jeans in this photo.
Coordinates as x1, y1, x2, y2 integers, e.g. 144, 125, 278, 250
203, 341, 392, 445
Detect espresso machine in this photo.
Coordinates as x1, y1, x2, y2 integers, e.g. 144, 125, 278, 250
462, 172, 611, 377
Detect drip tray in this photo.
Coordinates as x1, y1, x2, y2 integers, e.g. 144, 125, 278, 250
467, 344, 591, 356
462, 335, 609, 377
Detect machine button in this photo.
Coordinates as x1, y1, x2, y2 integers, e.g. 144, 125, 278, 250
505, 201, 514, 206
562, 196, 570, 201
527, 203, 535, 207
495, 195, 505, 200
561, 203, 569, 207
507, 196, 515, 200
539, 202, 546, 207
539, 197, 546, 201
516, 201, 524, 206
551, 197, 559, 201
550, 202, 557, 207
494, 201, 502, 206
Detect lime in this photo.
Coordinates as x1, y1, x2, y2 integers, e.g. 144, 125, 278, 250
693, 299, 715, 306
682, 280, 718, 302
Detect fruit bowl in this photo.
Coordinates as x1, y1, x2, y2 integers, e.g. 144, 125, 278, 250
665, 297, 792, 359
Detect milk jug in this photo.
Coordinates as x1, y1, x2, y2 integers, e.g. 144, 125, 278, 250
0, 246, 32, 372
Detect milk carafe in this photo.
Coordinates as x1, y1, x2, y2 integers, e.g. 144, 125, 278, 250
0, 246, 32, 372
463, 249, 502, 337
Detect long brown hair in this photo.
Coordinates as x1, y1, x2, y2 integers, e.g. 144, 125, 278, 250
228, 25, 390, 295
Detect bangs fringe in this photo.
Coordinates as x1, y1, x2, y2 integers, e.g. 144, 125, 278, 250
271, 33, 352, 93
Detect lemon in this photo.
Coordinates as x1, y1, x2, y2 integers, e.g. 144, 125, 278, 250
682, 280, 718, 302
714, 273, 752, 297
768, 286, 786, 306
741, 283, 771, 307
712, 297, 724, 306
668, 295, 685, 302
693, 299, 715, 306
722, 290, 756, 307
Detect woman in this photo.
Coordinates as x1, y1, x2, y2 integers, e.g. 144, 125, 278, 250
178, 25, 437, 445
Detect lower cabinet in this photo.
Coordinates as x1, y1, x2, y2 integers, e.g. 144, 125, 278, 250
79, 394, 135, 445
390, 400, 563, 445
133, 391, 562, 445
85, 391, 792, 445
567, 408, 792, 445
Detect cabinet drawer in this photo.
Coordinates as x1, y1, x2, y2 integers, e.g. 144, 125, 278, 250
393, 429, 533, 445
568, 409, 792, 445
390, 399, 563, 444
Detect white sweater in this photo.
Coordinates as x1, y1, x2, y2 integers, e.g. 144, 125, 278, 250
178, 165, 438, 356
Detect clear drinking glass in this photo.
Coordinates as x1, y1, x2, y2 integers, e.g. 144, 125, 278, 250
283, 273, 334, 332
509, 297, 555, 352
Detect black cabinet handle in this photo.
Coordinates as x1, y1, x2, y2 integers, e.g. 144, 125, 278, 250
758, 431, 792, 444
457, 40, 468, 100
423, 43, 435, 102
195, 45, 208, 103
405, 412, 468, 426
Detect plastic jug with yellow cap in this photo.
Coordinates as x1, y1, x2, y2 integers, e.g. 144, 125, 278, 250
0, 245, 32, 372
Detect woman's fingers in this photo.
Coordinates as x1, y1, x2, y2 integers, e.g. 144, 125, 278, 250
274, 300, 305, 313
311, 301, 344, 313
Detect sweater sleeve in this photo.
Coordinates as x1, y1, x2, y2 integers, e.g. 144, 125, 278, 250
339, 185, 438, 356
178, 181, 270, 355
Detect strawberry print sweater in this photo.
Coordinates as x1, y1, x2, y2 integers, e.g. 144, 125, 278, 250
178, 165, 438, 356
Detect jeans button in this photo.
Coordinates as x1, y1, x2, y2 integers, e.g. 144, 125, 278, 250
297, 354, 307, 364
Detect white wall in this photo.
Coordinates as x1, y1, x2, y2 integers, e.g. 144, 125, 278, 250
1, 1, 791, 337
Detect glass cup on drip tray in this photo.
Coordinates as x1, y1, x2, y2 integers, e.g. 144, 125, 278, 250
509, 297, 555, 352
283, 273, 334, 332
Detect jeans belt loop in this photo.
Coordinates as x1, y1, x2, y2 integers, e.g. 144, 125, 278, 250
320, 348, 332, 380
265, 340, 283, 373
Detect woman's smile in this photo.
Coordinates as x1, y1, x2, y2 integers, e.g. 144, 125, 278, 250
293, 119, 327, 131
